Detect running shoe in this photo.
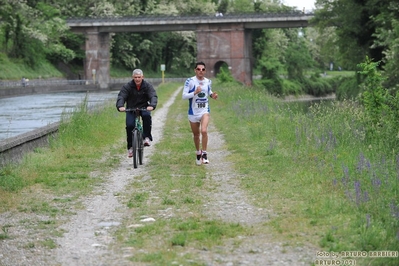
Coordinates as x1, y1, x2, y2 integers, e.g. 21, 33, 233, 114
144, 137, 151, 146
128, 147, 133, 158
196, 153, 202, 166
202, 152, 209, 164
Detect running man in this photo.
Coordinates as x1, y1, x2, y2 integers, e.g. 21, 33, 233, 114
182, 62, 218, 165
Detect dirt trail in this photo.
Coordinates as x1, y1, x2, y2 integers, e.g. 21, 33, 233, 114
0, 86, 316, 266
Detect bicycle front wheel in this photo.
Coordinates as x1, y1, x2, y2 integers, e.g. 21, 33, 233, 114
132, 129, 139, 168
138, 131, 144, 165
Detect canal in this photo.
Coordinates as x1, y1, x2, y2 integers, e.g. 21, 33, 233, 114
0, 91, 118, 141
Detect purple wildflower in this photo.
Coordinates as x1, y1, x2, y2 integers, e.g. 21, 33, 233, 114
363, 191, 369, 202
341, 165, 350, 188
371, 175, 381, 191
354, 180, 361, 206
396, 154, 399, 180
366, 160, 371, 170
345, 190, 353, 202
390, 202, 399, 220
366, 214, 371, 228
295, 127, 300, 145
356, 153, 365, 173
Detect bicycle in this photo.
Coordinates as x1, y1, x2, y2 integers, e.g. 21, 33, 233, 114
125, 108, 148, 168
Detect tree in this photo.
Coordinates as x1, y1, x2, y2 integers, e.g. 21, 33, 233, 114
313, 0, 389, 70
253, 28, 288, 94
284, 29, 314, 80
0, 0, 75, 67
218, 0, 229, 14
306, 26, 340, 71
372, 2, 399, 89
174, 0, 216, 15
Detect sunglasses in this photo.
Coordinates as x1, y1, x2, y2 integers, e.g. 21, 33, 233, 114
196, 68, 206, 71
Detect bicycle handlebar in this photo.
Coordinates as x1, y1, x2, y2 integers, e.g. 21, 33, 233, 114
124, 108, 151, 112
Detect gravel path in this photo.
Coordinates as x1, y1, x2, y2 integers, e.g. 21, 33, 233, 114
0, 87, 316, 266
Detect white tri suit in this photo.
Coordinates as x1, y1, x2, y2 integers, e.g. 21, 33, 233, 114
182, 76, 214, 123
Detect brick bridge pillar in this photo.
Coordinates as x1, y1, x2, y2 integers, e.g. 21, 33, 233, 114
84, 28, 111, 89
196, 23, 253, 85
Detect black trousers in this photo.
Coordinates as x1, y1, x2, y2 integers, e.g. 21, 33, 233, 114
125, 110, 152, 149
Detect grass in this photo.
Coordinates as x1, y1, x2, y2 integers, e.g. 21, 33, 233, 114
324, 70, 355, 77
0, 53, 65, 80
209, 82, 399, 265
0, 52, 192, 81
0, 80, 398, 265
0, 225, 10, 240
0, 52, 189, 81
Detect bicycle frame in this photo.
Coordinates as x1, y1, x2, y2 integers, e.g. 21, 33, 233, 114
125, 108, 146, 168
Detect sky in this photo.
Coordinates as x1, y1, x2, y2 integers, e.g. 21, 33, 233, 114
283, 0, 315, 11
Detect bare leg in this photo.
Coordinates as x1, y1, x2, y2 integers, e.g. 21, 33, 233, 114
200, 113, 210, 151
189, 121, 201, 151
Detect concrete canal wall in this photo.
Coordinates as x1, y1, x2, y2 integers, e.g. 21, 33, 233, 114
0, 83, 101, 98
0, 122, 59, 167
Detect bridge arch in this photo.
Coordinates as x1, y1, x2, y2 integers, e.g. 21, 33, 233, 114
213, 60, 230, 77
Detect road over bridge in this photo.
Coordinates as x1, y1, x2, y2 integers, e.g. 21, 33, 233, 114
67, 12, 314, 88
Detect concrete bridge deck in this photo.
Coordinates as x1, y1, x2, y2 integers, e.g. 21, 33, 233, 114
67, 12, 314, 32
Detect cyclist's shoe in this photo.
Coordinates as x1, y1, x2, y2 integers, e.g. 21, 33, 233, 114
196, 153, 202, 166
144, 137, 151, 146
128, 147, 133, 158
202, 153, 209, 164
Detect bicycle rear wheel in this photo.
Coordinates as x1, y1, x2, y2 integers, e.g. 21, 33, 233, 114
132, 129, 139, 168
138, 131, 144, 165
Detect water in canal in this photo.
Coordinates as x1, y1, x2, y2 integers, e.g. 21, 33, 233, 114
0, 91, 119, 141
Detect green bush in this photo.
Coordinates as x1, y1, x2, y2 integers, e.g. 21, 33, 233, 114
336, 75, 360, 100
215, 65, 235, 83
282, 79, 302, 95
261, 78, 283, 96
357, 57, 399, 151
302, 75, 334, 97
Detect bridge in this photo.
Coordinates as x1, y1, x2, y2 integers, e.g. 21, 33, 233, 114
66, 12, 314, 88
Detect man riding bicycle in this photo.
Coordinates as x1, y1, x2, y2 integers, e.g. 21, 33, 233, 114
116, 69, 158, 157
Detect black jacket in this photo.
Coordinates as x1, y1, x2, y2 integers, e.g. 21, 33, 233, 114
116, 79, 158, 110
